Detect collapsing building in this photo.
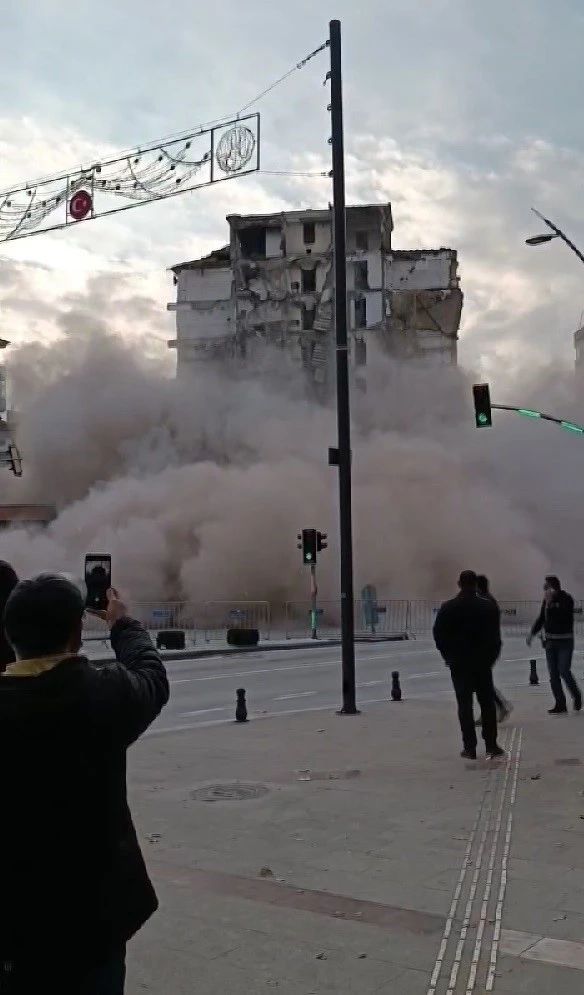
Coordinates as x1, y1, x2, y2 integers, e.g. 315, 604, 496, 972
167, 203, 463, 385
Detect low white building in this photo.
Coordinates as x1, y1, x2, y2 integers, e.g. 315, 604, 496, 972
168, 204, 462, 381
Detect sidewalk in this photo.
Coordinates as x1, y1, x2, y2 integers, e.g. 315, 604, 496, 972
125, 682, 584, 993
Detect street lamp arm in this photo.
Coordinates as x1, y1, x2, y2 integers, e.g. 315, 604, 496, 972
531, 207, 584, 267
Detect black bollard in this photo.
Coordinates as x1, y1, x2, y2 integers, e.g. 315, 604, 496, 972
236, 688, 248, 723
529, 659, 539, 686
391, 671, 402, 702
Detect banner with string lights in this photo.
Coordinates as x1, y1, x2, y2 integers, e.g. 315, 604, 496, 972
0, 113, 260, 242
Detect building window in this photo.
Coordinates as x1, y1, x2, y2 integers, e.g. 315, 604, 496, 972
354, 297, 367, 329
291, 280, 300, 292
354, 261, 369, 291
303, 221, 316, 245
302, 305, 315, 330
239, 226, 266, 258
355, 230, 368, 251
301, 268, 316, 293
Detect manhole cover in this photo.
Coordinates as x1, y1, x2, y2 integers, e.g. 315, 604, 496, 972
190, 782, 270, 803
555, 758, 582, 766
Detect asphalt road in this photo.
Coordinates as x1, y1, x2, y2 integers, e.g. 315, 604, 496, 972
146, 635, 584, 737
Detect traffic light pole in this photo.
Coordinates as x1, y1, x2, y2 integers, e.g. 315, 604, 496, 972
310, 563, 318, 640
329, 19, 358, 714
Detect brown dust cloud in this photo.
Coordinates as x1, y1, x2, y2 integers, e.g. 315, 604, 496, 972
1, 324, 583, 607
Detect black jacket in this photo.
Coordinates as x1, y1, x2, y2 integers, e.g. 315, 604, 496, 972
531, 590, 574, 639
0, 617, 169, 966
433, 592, 502, 668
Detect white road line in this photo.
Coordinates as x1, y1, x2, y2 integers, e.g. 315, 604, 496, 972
486, 728, 523, 990
465, 730, 517, 994
275, 691, 318, 701
169, 652, 403, 685
427, 736, 505, 995
445, 734, 517, 995
179, 706, 230, 717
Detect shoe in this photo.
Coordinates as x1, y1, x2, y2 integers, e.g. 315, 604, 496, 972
574, 698, 582, 713
486, 746, 505, 760
548, 706, 568, 715
461, 749, 477, 760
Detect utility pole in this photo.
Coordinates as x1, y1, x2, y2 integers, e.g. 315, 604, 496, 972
310, 563, 318, 639
328, 19, 358, 714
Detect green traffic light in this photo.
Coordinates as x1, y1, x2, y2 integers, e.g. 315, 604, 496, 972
517, 408, 541, 419
560, 421, 584, 435
478, 413, 488, 424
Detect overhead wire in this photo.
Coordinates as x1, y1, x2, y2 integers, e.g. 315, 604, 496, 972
236, 40, 330, 115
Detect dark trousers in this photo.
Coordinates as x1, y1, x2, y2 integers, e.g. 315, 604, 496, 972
450, 664, 498, 753
545, 639, 581, 709
0, 947, 126, 994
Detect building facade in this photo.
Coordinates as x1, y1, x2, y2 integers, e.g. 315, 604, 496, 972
168, 204, 463, 382
575, 326, 584, 370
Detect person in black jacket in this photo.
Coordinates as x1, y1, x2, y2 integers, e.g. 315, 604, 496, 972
476, 575, 513, 724
433, 570, 505, 761
527, 574, 582, 714
0, 573, 169, 995
0, 559, 18, 673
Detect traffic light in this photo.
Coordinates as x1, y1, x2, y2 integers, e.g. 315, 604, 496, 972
317, 531, 327, 552
472, 383, 492, 428
297, 528, 317, 564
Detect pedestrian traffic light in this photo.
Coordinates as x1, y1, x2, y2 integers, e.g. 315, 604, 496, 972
317, 531, 327, 553
297, 528, 317, 564
472, 383, 492, 428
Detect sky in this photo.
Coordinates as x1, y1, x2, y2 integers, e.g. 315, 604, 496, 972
1, 0, 584, 381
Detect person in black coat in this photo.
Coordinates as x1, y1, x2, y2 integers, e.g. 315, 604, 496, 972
433, 570, 505, 761
476, 575, 512, 723
0, 559, 18, 673
0, 573, 170, 995
527, 574, 582, 714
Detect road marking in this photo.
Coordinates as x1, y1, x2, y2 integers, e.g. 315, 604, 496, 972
427, 729, 523, 995
275, 691, 318, 701
169, 652, 398, 685
486, 728, 522, 990
179, 706, 230, 717
465, 731, 516, 994
427, 750, 501, 995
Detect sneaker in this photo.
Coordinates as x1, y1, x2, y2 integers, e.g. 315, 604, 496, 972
486, 746, 505, 760
574, 698, 582, 713
548, 706, 568, 715
461, 749, 477, 760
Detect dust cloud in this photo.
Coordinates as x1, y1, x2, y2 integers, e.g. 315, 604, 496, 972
1, 325, 582, 606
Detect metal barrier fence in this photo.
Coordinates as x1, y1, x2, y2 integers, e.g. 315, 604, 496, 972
284, 600, 409, 640
81, 597, 584, 647
198, 601, 271, 643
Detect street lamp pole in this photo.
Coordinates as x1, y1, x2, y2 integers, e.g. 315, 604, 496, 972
328, 18, 358, 715
526, 207, 584, 267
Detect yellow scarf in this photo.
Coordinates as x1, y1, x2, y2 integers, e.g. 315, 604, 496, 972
2, 655, 75, 677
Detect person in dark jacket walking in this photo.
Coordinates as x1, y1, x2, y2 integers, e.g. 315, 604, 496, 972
433, 570, 505, 761
527, 575, 582, 715
476, 575, 513, 724
0, 559, 18, 673
0, 574, 169, 995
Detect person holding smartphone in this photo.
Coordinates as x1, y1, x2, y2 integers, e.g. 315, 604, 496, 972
0, 574, 169, 994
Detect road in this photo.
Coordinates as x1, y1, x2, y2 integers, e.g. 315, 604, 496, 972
147, 635, 584, 736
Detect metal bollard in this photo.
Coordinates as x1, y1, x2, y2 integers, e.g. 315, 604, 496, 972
236, 688, 248, 722
391, 671, 402, 702
529, 659, 539, 686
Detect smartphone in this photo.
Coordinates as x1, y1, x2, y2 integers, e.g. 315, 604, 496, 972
84, 554, 112, 612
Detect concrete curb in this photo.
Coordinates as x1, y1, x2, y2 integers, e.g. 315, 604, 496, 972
89, 632, 410, 666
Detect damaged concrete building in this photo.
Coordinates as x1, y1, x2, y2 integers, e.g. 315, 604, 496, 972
167, 203, 463, 384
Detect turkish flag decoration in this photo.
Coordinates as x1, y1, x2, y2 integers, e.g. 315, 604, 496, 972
69, 189, 93, 221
